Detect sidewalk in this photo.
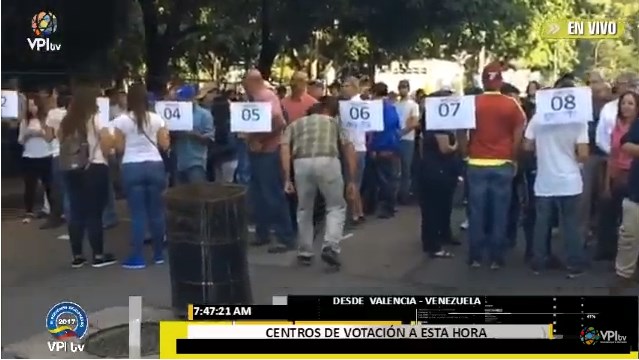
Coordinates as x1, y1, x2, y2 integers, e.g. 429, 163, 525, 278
2, 201, 634, 348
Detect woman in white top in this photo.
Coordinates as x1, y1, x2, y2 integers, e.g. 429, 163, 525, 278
112, 83, 170, 269
18, 97, 54, 223
58, 84, 116, 269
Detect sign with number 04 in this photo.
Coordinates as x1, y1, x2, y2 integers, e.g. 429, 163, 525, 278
535, 86, 592, 125
230, 102, 272, 132
155, 101, 194, 131
1, 90, 19, 118
424, 96, 476, 130
339, 100, 384, 131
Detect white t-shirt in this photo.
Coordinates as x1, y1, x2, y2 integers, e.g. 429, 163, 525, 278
395, 98, 419, 141
595, 99, 618, 154
345, 94, 367, 152
112, 111, 165, 164
524, 114, 588, 197
45, 107, 67, 157
19, 119, 52, 158
87, 115, 108, 165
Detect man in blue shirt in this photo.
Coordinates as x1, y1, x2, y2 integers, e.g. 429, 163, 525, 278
369, 82, 401, 219
172, 85, 215, 184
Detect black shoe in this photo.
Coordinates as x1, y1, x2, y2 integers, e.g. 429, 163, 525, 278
39, 218, 65, 230
377, 212, 394, 219
267, 243, 289, 253
250, 239, 269, 247
71, 257, 87, 268
321, 247, 341, 267
92, 253, 117, 268
297, 255, 313, 266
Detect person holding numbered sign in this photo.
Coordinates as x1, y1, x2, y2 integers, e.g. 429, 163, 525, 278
243, 69, 295, 253
112, 83, 170, 269
368, 82, 401, 219
523, 77, 590, 278
461, 62, 526, 270
170, 84, 213, 185
394, 80, 420, 204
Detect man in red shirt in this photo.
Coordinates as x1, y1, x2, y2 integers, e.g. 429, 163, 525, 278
462, 62, 526, 269
244, 69, 295, 253
281, 72, 318, 123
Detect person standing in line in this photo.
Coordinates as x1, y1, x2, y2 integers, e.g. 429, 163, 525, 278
340, 77, 367, 224
280, 96, 357, 268
58, 83, 116, 268
172, 85, 215, 184
112, 83, 170, 269
458, 62, 526, 270
308, 80, 325, 100
369, 82, 401, 219
524, 78, 590, 278
19, 97, 54, 224
394, 80, 420, 205
244, 69, 295, 252
210, 94, 239, 183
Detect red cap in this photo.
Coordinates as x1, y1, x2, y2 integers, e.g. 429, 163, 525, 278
482, 62, 503, 90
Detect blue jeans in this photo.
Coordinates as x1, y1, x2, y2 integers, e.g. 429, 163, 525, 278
467, 163, 514, 265
121, 161, 167, 259
51, 156, 70, 220
398, 140, 414, 200
176, 165, 207, 185
532, 195, 586, 270
235, 141, 251, 185
374, 155, 399, 216
249, 151, 294, 246
102, 175, 118, 227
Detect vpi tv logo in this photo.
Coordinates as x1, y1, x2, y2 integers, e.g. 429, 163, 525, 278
46, 302, 88, 353
28, 11, 62, 52
601, 330, 627, 343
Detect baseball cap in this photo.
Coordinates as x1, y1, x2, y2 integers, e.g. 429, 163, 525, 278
176, 85, 197, 101
482, 62, 503, 90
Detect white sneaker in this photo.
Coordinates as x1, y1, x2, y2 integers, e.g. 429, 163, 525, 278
57, 234, 70, 240
460, 220, 469, 230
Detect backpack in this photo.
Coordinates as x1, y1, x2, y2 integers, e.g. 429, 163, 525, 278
59, 131, 91, 171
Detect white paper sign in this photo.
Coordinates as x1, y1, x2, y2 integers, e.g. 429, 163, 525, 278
96, 97, 110, 128
339, 100, 384, 131
155, 101, 194, 131
230, 102, 272, 133
535, 87, 592, 125
424, 96, 476, 130
1, 90, 19, 118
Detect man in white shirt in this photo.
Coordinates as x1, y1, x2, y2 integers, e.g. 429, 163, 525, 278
523, 78, 590, 278
394, 80, 419, 204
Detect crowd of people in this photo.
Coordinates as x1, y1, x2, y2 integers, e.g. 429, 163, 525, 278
8, 63, 639, 292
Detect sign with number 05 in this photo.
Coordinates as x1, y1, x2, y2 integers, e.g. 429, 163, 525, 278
535, 87, 592, 125
424, 96, 476, 130
339, 100, 383, 131
230, 102, 272, 132
155, 101, 194, 131
1, 90, 19, 118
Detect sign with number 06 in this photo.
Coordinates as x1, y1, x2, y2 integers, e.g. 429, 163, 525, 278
535, 86, 592, 125
155, 101, 194, 131
424, 95, 476, 130
230, 102, 272, 132
339, 100, 383, 131
1, 90, 19, 119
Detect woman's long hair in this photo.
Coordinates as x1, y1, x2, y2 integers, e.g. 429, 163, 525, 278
33, 94, 49, 123
616, 91, 639, 123
60, 85, 99, 139
127, 83, 148, 133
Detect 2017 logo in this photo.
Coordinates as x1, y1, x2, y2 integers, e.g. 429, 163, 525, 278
46, 302, 88, 353
27, 11, 62, 52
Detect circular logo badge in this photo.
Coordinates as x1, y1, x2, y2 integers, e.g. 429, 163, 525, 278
46, 302, 89, 340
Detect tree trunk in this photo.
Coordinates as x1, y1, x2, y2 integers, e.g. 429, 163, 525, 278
139, 0, 170, 94
256, 0, 278, 79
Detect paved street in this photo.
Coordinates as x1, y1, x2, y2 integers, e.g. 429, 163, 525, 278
2, 197, 636, 347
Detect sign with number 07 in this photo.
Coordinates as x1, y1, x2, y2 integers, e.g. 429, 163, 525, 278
230, 102, 272, 132
424, 95, 476, 130
1, 90, 19, 119
339, 100, 383, 131
535, 86, 592, 125
155, 101, 194, 131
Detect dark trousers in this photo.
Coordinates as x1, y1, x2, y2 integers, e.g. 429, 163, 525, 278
596, 180, 626, 258
418, 170, 456, 253
373, 155, 399, 216
361, 152, 378, 215
65, 164, 109, 257
22, 156, 53, 214
522, 168, 552, 259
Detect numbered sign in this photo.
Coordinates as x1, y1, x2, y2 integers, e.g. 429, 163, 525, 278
96, 97, 110, 128
230, 102, 272, 132
155, 101, 194, 131
536, 87, 592, 125
1, 90, 19, 118
424, 96, 476, 130
339, 100, 383, 131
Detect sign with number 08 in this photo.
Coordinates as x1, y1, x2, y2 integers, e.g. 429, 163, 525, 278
155, 101, 194, 131
339, 100, 383, 131
230, 102, 272, 132
1, 90, 19, 118
535, 86, 592, 125
424, 95, 476, 130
